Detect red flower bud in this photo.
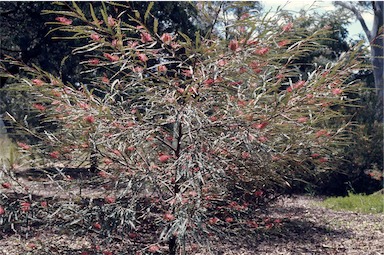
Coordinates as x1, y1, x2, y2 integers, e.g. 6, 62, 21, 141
55, 16, 72, 25
159, 154, 171, 163
2, 182, 12, 189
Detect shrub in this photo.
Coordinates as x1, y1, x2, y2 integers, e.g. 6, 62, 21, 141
0, 2, 365, 254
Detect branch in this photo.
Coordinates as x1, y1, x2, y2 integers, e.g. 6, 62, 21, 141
0, 47, 22, 53
334, 1, 372, 40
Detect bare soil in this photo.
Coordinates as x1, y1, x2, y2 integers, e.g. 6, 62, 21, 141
1, 194, 383, 255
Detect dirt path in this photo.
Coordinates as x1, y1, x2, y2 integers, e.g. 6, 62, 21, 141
217, 195, 384, 255
1, 195, 383, 255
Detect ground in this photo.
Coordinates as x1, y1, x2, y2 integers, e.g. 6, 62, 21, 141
0, 194, 383, 255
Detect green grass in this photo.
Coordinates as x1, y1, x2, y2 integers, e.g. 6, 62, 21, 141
321, 192, 384, 214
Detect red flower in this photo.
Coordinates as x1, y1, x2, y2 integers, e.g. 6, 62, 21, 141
93, 222, 102, 230
254, 190, 264, 197
104, 195, 116, 204
103, 251, 112, 255
33, 103, 46, 111
21, 202, 31, 212
208, 217, 219, 225
293, 80, 306, 89
40, 201, 48, 208
88, 58, 100, 65
133, 66, 143, 73
331, 88, 343, 95
241, 151, 250, 159
90, 33, 101, 41
319, 157, 328, 163
27, 243, 36, 249
258, 136, 268, 143
107, 15, 115, 27
252, 122, 268, 130
249, 61, 262, 73
209, 116, 218, 122
247, 39, 259, 45
171, 42, 181, 49
161, 33, 172, 44
78, 102, 90, 110
102, 76, 110, 83
297, 117, 308, 123
17, 142, 31, 150
0, 206, 5, 215
229, 39, 239, 51
148, 245, 160, 253
55, 16, 72, 25
111, 39, 118, 48
49, 151, 60, 159
126, 146, 135, 152
278, 39, 290, 47
163, 212, 175, 221
1, 182, 11, 189
239, 67, 247, 74
104, 158, 113, 165
225, 217, 234, 223
237, 100, 247, 107
182, 69, 192, 77
32, 79, 44, 86
140, 32, 153, 43
311, 153, 320, 159
137, 53, 148, 62
157, 65, 167, 73
255, 47, 269, 55
247, 220, 258, 228
204, 78, 215, 86
98, 171, 109, 179
84, 115, 95, 124
315, 129, 328, 138
112, 149, 121, 156
217, 59, 227, 67
103, 53, 119, 62
274, 218, 282, 224
128, 232, 138, 239
282, 22, 293, 32
240, 13, 250, 20
159, 154, 171, 163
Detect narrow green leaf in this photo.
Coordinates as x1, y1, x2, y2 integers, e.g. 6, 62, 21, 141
72, 1, 85, 19
133, 10, 140, 20
195, 31, 200, 48
100, 2, 109, 26
178, 31, 191, 45
144, 2, 154, 22
89, 3, 100, 27
153, 18, 158, 34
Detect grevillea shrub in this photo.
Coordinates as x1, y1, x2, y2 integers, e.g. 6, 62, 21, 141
0, 2, 365, 254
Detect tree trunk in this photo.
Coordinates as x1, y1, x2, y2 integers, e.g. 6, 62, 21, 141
371, 1, 383, 121
334, 1, 384, 121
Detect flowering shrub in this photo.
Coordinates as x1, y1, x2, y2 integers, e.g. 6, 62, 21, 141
0, 2, 364, 254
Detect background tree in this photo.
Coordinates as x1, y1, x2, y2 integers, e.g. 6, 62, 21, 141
334, 1, 383, 121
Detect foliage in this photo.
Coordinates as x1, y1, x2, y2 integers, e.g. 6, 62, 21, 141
0, 2, 366, 254
320, 192, 384, 214
0, 1, 201, 139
